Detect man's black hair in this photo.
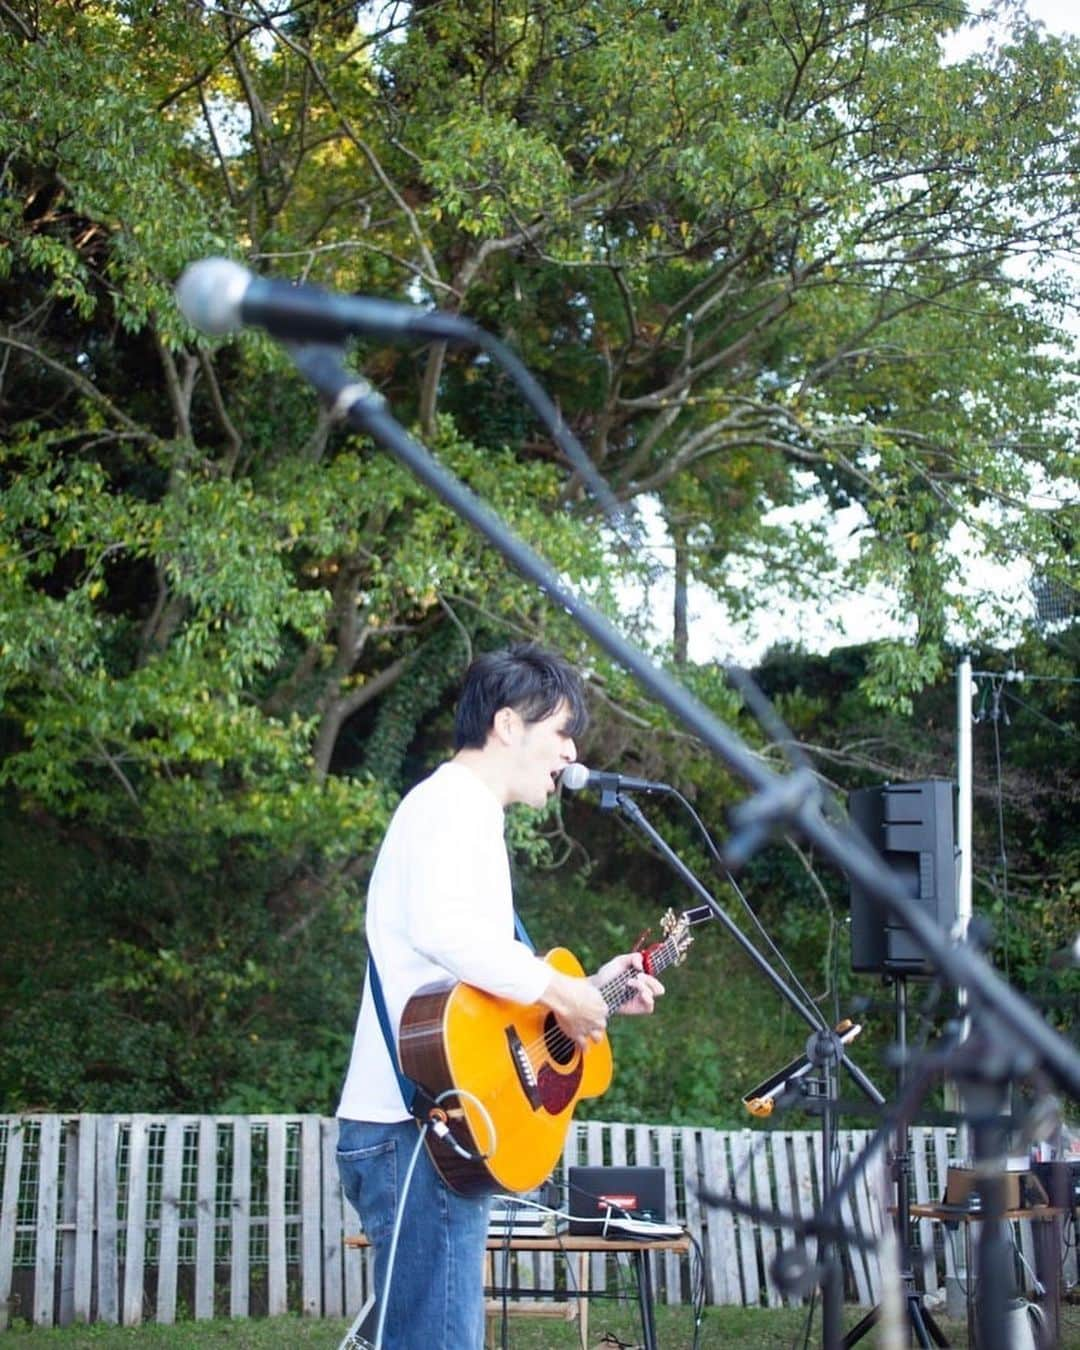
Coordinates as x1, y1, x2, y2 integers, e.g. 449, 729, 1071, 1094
453, 643, 589, 750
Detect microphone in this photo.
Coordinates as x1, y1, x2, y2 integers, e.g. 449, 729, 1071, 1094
561, 763, 673, 796
175, 258, 473, 346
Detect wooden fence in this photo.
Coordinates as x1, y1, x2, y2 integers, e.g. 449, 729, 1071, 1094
1, 1114, 1073, 1329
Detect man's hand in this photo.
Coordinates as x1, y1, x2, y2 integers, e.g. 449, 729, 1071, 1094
541, 969, 611, 1049
593, 951, 664, 1016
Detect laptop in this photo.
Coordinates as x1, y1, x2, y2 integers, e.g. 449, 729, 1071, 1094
567, 1165, 670, 1236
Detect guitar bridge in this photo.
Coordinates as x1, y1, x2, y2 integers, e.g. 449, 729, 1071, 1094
505, 1026, 541, 1110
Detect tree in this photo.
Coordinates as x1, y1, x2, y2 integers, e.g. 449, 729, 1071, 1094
0, 0, 1076, 1111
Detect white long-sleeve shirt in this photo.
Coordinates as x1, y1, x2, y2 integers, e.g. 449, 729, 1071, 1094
336, 760, 553, 1122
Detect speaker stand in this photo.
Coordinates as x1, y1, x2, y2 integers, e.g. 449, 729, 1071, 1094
844, 974, 949, 1348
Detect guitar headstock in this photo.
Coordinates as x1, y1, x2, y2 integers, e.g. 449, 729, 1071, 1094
660, 907, 694, 965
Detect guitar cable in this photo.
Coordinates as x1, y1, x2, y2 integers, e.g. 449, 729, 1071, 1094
372, 1123, 428, 1350
372, 1088, 498, 1350
423, 1086, 497, 1164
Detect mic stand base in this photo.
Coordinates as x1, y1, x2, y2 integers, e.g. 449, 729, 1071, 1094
843, 1280, 950, 1349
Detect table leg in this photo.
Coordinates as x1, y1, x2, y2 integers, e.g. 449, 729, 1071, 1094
634, 1248, 659, 1350
577, 1249, 589, 1349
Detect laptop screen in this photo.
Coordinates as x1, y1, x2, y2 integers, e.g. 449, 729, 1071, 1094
567, 1165, 666, 1234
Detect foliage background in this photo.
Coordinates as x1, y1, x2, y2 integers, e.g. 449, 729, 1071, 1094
0, 0, 1076, 1123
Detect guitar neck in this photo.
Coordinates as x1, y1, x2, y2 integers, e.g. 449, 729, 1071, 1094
599, 928, 688, 1012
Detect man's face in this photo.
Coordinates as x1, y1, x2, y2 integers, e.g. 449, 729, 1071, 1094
505, 699, 578, 809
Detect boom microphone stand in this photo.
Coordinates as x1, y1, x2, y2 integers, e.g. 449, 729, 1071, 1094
188, 315, 1080, 1350
170, 254, 1080, 1345
598, 790, 884, 1109
597, 788, 881, 1347
275, 340, 1080, 1347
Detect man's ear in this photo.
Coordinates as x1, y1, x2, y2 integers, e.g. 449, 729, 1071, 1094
490, 705, 519, 746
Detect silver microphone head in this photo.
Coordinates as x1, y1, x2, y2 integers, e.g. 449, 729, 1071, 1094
561, 762, 590, 790
175, 257, 253, 336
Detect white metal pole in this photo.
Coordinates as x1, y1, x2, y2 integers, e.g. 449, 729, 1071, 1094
946, 654, 975, 1311
957, 653, 973, 943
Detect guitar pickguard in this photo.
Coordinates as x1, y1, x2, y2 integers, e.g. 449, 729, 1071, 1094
536, 1058, 582, 1114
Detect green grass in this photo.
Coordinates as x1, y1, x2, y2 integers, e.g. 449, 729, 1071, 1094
4, 1303, 1080, 1349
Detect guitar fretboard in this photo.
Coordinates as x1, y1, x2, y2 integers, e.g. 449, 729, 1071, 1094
599, 927, 689, 1012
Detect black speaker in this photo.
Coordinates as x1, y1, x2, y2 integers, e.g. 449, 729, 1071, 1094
848, 780, 958, 975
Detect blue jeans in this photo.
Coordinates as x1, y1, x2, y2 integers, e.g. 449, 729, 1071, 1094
337, 1118, 492, 1349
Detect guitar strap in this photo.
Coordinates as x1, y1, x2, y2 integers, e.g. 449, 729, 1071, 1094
367, 909, 534, 1119
514, 911, 535, 951
366, 954, 432, 1121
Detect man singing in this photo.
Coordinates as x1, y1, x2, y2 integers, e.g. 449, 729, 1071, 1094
336, 643, 664, 1347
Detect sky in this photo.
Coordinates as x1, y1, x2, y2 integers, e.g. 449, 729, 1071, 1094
631, 0, 1080, 669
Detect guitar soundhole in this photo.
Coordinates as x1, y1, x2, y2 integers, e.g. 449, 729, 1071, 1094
543, 1013, 576, 1066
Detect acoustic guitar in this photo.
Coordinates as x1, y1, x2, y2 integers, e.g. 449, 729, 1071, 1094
398, 908, 697, 1196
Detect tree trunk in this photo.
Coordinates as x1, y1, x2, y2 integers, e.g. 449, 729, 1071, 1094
672, 519, 688, 667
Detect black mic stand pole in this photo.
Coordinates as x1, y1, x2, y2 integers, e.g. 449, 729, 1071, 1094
817, 1027, 845, 1350
606, 789, 876, 1350
960, 1025, 1024, 1350
283, 343, 1080, 1112
604, 789, 884, 1110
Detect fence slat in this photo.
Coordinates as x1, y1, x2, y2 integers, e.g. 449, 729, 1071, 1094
156, 1117, 184, 1324
866, 1131, 893, 1305
95, 1117, 119, 1324
33, 1115, 60, 1327
931, 1128, 959, 1287
837, 1131, 872, 1307
729, 1131, 760, 1306
72, 1116, 96, 1324
320, 1118, 344, 1319
849, 1129, 885, 1305
300, 1117, 321, 1316
583, 1121, 608, 1293
58, 1118, 78, 1326
680, 1126, 705, 1305
651, 1126, 679, 1304
230, 1118, 252, 1319
701, 1127, 740, 1305
770, 1133, 799, 1306
194, 1118, 216, 1319
0, 1119, 26, 1330
789, 1131, 818, 1270
266, 1118, 287, 1317
910, 1127, 938, 1294
121, 1116, 149, 1326
750, 1131, 782, 1308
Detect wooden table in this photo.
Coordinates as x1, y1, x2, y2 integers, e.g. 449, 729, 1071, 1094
485, 1233, 690, 1350
343, 1230, 690, 1350
908, 1204, 1066, 1349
